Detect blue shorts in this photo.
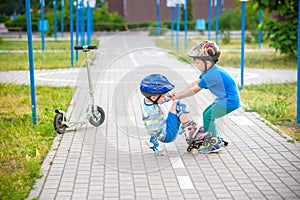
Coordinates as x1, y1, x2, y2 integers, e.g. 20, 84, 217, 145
161, 112, 181, 143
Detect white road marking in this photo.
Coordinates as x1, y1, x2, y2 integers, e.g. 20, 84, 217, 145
170, 157, 185, 168
177, 176, 195, 189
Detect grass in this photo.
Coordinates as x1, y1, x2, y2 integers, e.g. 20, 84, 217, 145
0, 39, 99, 71
240, 82, 299, 142
154, 38, 297, 70
0, 52, 85, 71
0, 39, 99, 51
219, 51, 296, 70
0, 83, 74, 199
0, 40, 71, 50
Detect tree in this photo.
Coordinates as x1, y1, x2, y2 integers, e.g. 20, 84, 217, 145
251, 0, 298, 58
0, 0, 25, 15
181, 0, 194, 22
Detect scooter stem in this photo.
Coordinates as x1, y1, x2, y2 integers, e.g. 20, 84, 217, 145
85, 52, 95, 104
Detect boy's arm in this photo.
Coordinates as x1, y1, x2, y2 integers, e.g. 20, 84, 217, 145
171, 79, 202, 100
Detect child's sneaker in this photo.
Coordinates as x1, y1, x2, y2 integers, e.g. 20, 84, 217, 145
199, 144, 222, 154
143, 135, 154, 148
144, 135, 167, 156
153, 147, 167, 156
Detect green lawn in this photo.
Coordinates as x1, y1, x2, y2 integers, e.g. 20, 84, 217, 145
0, 52, 85, 71
0, 39, 99, 71
240, 82, 299, 142
0, 83, 74, 199
0, 39, 99, 50
154, 38, 297, 70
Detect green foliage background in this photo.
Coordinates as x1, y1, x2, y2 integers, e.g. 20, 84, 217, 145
249, 0, 298, 58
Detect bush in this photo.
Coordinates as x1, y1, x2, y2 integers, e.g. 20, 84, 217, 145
222, 31, 231, 44
148, 22, 168, 36
4, 2, 126, 33
94, 22, 125, 32
0, 14, 9, 23
245, 34, 253, 44
217, 9, 241, 31
5, 14, 39, 31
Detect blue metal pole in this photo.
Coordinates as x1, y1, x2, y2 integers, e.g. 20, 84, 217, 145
171, 6, 174, 48
91, 7, 94, 37
240, 1, 246, 90
61, 0, 64, 37
87, 1, 91, 45
70, 0, 74, 67
297, 0, 300, 123
25, 0, 37, 125
184, 0, 188, 50
215, 0, 219, 44
208, 0, 212, 40
258, 8, 262, 49
220, 0, 223, 15
80, 0, 85, 45
40, 0, 45, 52
156, 0, 161, 36
76, 0, 79, 61
54, 0, 57, 41
220, 0, 224, 39
176, 3, 181, 52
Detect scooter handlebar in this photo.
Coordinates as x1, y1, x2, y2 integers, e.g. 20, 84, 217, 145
74, 45, 98, 50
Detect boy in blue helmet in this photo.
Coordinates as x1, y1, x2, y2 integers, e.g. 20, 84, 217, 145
170, 41, 241, 154
140, 74, 213, 156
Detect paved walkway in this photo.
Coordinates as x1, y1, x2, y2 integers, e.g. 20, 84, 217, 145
1, 33, 299, 200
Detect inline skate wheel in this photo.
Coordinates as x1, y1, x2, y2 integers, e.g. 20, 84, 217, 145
202, 137, 211, 148
210, 137, 219, 145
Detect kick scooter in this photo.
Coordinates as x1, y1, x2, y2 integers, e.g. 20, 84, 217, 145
53, 45, 105, 134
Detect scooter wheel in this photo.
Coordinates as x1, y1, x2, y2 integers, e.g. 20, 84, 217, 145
54, 113, 67, 134
89, 106, 105, 127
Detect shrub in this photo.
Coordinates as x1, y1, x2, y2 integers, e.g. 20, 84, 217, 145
0, 14, 9, 23
222, 31, 231, 44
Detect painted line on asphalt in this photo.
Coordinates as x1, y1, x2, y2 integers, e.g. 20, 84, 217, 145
177, 176, 195, 189
170, 156, 195, 190
170, 157, 185, 168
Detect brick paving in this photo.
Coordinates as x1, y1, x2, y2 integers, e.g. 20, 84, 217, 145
1, 33, 299, 200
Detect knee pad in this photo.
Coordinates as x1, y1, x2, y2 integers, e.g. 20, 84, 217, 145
176, 101, 190, 117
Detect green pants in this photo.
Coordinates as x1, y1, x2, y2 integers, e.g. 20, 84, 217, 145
203, 103, 235, 137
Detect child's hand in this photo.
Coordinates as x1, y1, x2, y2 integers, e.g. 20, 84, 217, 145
169, 93, 178, 100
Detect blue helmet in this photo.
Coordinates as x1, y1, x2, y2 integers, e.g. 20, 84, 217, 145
140, 74, 174, 98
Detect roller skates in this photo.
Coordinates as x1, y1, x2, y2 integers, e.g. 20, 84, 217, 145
185, 126, 219, 153
182, 120, 219, 153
